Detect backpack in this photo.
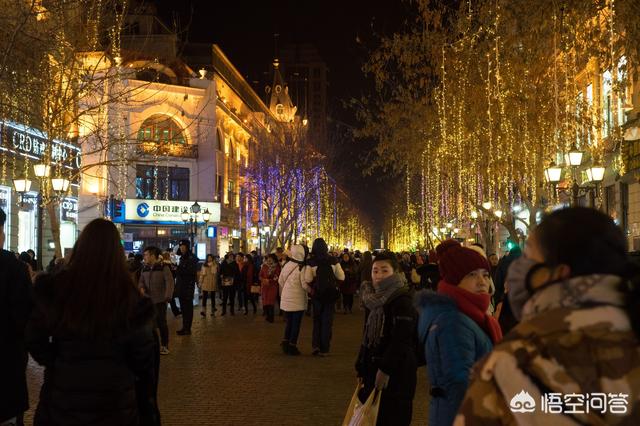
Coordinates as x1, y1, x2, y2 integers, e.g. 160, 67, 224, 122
314, 261, 340, 303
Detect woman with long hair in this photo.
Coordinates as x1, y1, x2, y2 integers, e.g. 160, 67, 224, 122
26, 219, 159, 425
457, 207, 640, 424
260, 253, 281, 323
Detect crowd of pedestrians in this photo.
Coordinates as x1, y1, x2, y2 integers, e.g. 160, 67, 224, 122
3, 206, 640, 425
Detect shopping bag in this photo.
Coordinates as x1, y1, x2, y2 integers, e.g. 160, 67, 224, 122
342, 384, 363, 426
347, 389, 381, 426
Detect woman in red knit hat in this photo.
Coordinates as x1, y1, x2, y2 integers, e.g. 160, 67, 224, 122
415, 239, 501, 426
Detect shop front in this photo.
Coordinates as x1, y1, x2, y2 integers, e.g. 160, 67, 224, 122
112, 198, 221, 259
0, 120, 81, 266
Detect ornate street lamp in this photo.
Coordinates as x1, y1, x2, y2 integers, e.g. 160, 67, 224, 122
565, 144, 584, 167
181, 208, 190, 222
544, 162, 562, 184
586, 164, 606, 183
33, 163, 51, 178
51, 177, 70, 193
12, 175, 32, 194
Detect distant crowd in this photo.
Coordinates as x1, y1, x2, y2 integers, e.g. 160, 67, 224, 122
3, 206, 640, 425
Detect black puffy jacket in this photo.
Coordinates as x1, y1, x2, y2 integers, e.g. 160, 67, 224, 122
26, 273, 158, 426
355, 287, 418, 425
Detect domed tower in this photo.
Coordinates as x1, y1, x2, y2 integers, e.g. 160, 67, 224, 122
266, 58, 297, 122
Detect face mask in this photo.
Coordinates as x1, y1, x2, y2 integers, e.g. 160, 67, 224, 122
506, 257, 542, 321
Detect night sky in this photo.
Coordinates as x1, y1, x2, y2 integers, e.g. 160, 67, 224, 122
153, 0, 412, 237
154, 0, 410, 123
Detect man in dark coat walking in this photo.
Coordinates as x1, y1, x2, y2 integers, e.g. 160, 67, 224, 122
492, 245, 522, 308
176, 240, 199, 335
0, 208, 32, 425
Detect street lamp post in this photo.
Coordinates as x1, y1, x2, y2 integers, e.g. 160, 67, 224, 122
545, 147, 605, 208
181, 200, 210, 251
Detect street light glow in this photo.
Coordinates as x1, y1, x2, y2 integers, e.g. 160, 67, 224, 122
586, 165, 605, 183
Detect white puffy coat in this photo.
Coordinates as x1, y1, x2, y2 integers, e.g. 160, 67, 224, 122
278, 261, 308, 312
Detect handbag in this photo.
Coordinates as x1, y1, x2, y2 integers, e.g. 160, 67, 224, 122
342, 384, 363, 426
250, 284, 261, 294
222, 277, 234, 287
347, 389, 381, 426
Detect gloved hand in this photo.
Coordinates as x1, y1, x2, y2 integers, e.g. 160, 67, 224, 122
375, 369, 390, 390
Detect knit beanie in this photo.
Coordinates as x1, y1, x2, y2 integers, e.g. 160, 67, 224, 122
436, 239, 491, 285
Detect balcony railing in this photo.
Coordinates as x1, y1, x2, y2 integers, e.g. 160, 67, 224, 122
137, 141, 198, 159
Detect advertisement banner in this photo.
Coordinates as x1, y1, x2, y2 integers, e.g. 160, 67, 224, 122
122, 199, 221, 225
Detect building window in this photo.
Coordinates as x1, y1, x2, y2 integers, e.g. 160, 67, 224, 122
135, 165, 190, 201
216, 175, 223, 201
618, 56, 628, 127
602, 70, 613, 138
227, 180, 235, 205
137, 115, 186, 146
215, 128, 223, 151
586, 83, 594, 145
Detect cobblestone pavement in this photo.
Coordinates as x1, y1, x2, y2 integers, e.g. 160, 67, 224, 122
25, 299, 429, 425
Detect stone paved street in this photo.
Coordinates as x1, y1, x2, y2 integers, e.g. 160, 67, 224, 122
25, 299, 429, 425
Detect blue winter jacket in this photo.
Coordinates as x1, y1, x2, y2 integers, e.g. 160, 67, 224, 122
415, 291, 493, 426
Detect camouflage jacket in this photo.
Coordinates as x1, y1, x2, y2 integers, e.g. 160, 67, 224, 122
455, 274, 640, 426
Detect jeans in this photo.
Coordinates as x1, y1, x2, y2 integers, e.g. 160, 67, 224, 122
342, 293, 354, 312
154, 302, 169, 347
178, 282, 195, 331
244, 291, 257, 313
264, 305, 275, 322
312, 300, 334, 353
235, 283, 245, 309
169, 297, 181, 316
222, 285, 236, 314
283, 310, 304, 345
202, 291, 216, 312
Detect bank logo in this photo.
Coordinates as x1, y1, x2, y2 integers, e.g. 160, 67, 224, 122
510, 390, 536, 413
137, 202, 150, 218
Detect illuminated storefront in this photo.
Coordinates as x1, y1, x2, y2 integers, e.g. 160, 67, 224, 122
0, 121, 80, 266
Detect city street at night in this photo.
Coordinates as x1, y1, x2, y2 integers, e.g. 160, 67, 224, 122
24, 302, 429, 425
3, 0, 640, 425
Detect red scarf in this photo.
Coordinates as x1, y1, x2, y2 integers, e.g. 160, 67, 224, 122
438, 281, 503, 344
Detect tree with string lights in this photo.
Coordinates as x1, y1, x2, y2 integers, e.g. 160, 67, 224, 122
359, 0, 640, 251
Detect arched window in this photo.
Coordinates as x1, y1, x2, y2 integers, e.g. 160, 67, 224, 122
215, 128, 223, 151
137, 115, 186, 146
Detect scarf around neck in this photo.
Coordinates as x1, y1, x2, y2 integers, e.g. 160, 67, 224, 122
522, 274, 625, 321
438, 281, 503, 344
362, 273, 406, 348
